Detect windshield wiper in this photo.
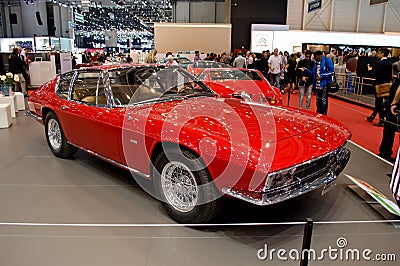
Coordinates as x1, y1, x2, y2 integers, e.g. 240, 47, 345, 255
185, 91, 216, 98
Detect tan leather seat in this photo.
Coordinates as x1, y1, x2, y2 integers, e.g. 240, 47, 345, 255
98, 95, 107, 105
80, 96, 96, 104
80, 95, 107, 105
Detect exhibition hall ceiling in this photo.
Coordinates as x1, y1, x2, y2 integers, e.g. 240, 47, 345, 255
0, 0, 173, 33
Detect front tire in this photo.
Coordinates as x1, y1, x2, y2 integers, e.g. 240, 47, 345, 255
153, 147, 223, 223
45, 112, 77, 158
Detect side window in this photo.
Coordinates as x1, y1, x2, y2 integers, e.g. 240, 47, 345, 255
109, 69, 136, 105
56, 72, 74, 99
71, 71, 103, 106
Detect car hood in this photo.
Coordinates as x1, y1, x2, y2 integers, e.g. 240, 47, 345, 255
125, 97, 350, 192
207, 80, 276, 100
138, 97, 349, 144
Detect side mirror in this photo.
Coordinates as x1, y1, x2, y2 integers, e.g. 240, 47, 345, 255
240, 91, 253, 101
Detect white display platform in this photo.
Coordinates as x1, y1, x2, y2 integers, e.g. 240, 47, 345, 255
0, 103, 12, 128
14, 92, 25, 111
0, 95, 16, 117
30, 61, 56, 87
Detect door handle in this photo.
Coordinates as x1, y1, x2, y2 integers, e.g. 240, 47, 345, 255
61, 105, 69, 110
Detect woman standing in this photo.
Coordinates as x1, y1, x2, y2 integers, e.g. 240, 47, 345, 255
145, 49, 158, 64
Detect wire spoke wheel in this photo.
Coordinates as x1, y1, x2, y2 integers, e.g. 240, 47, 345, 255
153, 147, 224, 223
45, 112, 77, 158
161, 161, 199, 213
47, 118, 62, 150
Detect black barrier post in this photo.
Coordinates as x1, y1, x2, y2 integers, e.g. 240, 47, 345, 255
287, 90, 291, 106
300, 218, 314, 266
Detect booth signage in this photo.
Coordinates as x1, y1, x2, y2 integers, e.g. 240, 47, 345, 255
370, 0, 388, 5
68, 21, 75, 29
308, 0, 322, 13
74, 13, 84, 23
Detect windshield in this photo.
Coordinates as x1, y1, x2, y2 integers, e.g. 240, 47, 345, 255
108, 66, 214, 105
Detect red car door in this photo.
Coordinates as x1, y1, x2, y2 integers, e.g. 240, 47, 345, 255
57, 70, 102, 153
59, 70, 123, 163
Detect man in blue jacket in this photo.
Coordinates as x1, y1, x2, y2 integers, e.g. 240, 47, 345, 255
303, 51, 334, 115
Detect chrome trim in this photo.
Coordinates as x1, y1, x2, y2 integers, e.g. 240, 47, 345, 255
223, 147, 351, 206
161, 161, 199, 213
113, 97, 179, 108
68, 142, 150, 179
263, 144, 349, 192
222, 171, 337, 206
25, 111, 42, 121
47, 118, 62, 150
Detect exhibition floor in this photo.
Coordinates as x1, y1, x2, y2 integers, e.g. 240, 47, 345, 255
0, 106, 399, 265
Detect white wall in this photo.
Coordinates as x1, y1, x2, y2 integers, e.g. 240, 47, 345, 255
4, 4, 23, 37
191, 2, 216, 23
287, 0, 400, 33
173, 1, 225, 23
259, 30, 400, 54
174, 2, 190, 23
53, 4, 71, 38
20, 1, 48, 37
154, 23, 231, 54
2, 1, 74, 39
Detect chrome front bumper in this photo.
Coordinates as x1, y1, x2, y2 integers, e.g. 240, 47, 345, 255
222, 148, 351, 206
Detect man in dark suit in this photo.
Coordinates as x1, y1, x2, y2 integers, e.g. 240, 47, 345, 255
8, 47, 27, 95
378, 54, 400, 161
366, 48, 392, 127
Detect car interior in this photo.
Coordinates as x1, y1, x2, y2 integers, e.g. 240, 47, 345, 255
56, 67, 201, 107
109, 68, 163, 105
71, 72, 107, 105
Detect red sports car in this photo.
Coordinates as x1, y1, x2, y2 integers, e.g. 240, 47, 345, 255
27, 65, 351, 223
198, 68, 283, 105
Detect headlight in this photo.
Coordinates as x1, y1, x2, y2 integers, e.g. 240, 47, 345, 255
264, 167, 297, 192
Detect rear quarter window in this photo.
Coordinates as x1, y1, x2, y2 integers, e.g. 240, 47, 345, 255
56, 72, 75, 99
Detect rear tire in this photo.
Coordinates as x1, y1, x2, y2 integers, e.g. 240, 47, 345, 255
45, 112, 77, 158
153, 146, 223, 223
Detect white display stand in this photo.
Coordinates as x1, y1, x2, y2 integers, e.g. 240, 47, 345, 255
0, 95, 16, 117
29, 60, 56, 87
0, 103, 12, 128
14, 92, 25, 110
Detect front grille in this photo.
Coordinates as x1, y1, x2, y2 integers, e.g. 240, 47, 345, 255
264, 146, 349, 193
292, 154, 332, 182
